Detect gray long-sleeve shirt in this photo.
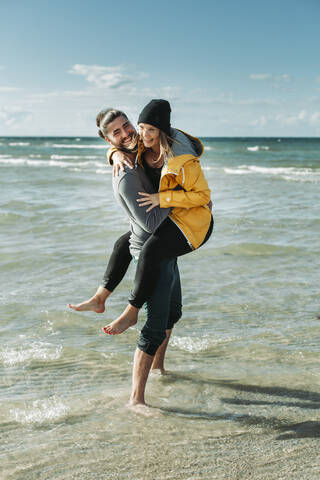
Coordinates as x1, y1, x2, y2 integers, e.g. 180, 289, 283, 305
112, 164, 171, 258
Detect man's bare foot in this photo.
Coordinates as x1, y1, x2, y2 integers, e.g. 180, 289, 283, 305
127, 401, 162, 417
150, 368, 169, 376
68, 287, 110, 314
103, 304, 139, 335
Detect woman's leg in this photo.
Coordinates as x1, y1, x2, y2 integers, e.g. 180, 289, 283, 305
104, 219, 189, 333
101, 231, 132, 291
105, 215, 212, 334
68, 231, 132, 312
129, 218, 192, 308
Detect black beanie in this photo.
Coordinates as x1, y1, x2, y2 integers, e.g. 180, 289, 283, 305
138, 99, 171, 136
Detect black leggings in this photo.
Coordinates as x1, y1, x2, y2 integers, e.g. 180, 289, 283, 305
102, 216, 213, 307
102, 231, 132, 291
129, 215, 214, 308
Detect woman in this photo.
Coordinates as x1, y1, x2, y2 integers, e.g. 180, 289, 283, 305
103, 99, 213, 335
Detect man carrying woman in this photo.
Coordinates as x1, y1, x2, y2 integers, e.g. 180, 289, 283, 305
69, 100, 213, 412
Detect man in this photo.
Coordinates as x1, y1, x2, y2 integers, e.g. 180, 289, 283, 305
69, 109, 182, 414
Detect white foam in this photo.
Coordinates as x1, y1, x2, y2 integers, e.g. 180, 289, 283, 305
224, 168, 250, 175
10, 396, 69, 424
224, 165, 320, 182
0, 342, 62, 366
201, 166, 216, 171
51, 154, 99, 160
249, 165, 316, 175
50, 143, 108, 149
247, 146, 270, 152
204, 146, 213, 151
0, 157, 26, 165
0, 157, 107, 169
9, 142, 30, 146
171, 336, 210, 353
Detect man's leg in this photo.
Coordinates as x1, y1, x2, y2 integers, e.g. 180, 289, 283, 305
151, 329, 172, 374
68, 231, 132, 313
127, 260, 175, 408
129, 347, 154, 407
152, 260, 182, 373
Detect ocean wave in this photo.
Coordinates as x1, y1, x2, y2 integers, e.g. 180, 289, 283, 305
247, 146, 270, 152
50, 143, 108, 149
9, 142, 30, 146
51, 154, 99, 160
201, 166, 217, 171
215, 242, 301, 256
0, 342, 62, 366
224, 165, 320, 182
10, 396, 69, 425
204, 146, 214, 151
171, 336, 210, 353
0, 157, 107, 169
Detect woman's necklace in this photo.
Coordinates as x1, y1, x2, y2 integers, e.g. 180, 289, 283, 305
146, 149, 163, 168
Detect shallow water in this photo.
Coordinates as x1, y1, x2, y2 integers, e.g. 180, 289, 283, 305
1, 136, 320, 479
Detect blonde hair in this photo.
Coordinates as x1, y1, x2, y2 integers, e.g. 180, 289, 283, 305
135, 130, 176, 163
159, 131, 175, 161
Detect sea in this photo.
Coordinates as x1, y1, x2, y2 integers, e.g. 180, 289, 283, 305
1, 136, 320, 479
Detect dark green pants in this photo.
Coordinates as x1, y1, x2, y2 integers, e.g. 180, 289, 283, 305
138, 258, 182, 356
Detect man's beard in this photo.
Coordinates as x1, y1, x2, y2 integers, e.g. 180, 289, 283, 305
118, 134, 138, 153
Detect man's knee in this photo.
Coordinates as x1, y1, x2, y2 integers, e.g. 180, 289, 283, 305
138, 326, 166, 356
167, 313, 182, 330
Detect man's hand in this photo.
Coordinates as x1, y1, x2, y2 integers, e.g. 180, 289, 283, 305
112, 151, 135, 176
137, 192, 160, 212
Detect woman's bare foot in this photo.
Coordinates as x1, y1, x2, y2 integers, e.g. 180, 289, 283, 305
68, 286, 110, 313
103, 304, 139, 335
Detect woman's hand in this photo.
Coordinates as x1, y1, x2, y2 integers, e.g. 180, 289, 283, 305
137, 192, 160, 212
112, 151, 135, 176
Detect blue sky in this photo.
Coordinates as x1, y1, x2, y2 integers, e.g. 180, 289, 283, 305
0, 0, 319, 136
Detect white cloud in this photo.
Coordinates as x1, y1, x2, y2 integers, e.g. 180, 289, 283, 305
249, 74, 273, 81
275, 110, 307, 126
250, 115, 268, 127
125, 85, 181, 100
249, 73, 292, 83
0, 107, 33, 128
310, 112, 320, 125
69, 64, 138, 89
0, 86, 21, 93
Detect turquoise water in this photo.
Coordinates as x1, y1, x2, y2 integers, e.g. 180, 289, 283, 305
1, 137, 320, 479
